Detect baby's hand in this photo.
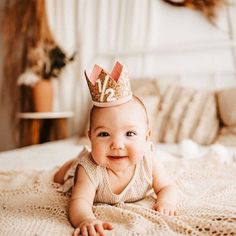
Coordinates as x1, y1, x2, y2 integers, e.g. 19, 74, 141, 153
73, 218, 113, 236
153, 201, 177, 216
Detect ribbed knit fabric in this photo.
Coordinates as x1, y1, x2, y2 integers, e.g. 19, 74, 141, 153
60, 146, 153, 204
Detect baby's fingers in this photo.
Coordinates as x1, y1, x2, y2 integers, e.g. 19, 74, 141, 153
154, 204, 177, 216
169, 209, 177, 216
94, 222, 113, 236
81, 225, 89, 236
153, 204, 163, 213
102, 222, 113, 230
95, 224, 106, 236
73, 227, 80, 236
88, 224, 97, 236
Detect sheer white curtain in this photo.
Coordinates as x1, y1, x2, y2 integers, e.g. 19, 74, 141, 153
46, 0, 82, 134
45, 0, 235, 135
45, 0, 153, 135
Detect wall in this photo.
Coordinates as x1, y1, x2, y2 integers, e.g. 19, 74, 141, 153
86, 1, 236, 89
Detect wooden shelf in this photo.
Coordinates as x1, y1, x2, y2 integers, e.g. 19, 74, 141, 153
18, 111, 74, 119
18, 111, 74, 147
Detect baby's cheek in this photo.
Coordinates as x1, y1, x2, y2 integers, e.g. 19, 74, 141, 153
130, 146, 146, 159
91, 149, 103, 164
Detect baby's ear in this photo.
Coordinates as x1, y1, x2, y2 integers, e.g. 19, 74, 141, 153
146, 128, 151, 141
88, 130, 91, 139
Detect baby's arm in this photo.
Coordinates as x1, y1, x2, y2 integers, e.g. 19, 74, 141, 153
54, 159, 74, 184
152, 157, 179, 216
69, 166, 113, 236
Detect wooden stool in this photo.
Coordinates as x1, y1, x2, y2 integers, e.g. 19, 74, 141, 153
18, 111, 74, 147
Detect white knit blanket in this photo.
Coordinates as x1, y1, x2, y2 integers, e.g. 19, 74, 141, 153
1, 155, 236, 236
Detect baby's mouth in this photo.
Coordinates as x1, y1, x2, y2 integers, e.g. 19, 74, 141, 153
108, 155, 127, 159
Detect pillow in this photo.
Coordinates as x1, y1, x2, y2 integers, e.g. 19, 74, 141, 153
152, 85, 180, 142
191, 94, 219, 145
153, 84, 219, 145
216, 88, 236, 126
163, 87, 194, 143
177, 90, 209, 142
131, 79, 159, 96
215, 126, 236, 146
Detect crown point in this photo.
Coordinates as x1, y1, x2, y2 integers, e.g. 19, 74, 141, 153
89, 64, 103, 85
111, 61, 123, 81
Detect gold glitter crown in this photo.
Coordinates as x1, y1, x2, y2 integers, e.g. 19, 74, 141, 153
84, 61, 132, 107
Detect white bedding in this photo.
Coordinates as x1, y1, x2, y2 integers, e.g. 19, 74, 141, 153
0, 138, 83, 171
1, 137, 235, 171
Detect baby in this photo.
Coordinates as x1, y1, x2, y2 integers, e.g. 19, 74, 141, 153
54, 62, 178, 236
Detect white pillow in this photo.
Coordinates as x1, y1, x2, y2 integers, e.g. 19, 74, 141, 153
216, 88, 236, 126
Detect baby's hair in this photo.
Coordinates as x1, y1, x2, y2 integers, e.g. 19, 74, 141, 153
132, 95, 149, 126
89, 95, 149, 130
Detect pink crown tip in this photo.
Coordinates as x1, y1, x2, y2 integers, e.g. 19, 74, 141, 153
88, 64, 103, 85
111, 61, 123, 81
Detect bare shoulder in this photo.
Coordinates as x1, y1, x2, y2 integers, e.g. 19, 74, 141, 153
53, 159, 75, 184
151, 154, 174, 192
74, 165, 94, 187
151, 153, 165, 171
71, 165, 96, 200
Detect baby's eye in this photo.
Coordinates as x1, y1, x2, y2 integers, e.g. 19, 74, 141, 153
98, 132, 110, 137
126, 131, 137, 137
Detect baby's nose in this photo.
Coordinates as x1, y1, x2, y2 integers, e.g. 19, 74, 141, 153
111, 137, 124, 150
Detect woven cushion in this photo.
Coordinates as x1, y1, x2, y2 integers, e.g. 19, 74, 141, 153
130, 79, 159, 96
153, 85, 180, 142
192, 94, 219, 145
215, 126, 236, 146
163, 87, 194, 143
153, 85, 219, 145
216, 88, 236, 126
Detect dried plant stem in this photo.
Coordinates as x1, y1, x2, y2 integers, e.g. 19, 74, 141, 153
163, 0, 227, 21
0, 0, 56, 145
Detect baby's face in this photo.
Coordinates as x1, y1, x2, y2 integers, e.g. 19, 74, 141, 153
89, 99, 150, 173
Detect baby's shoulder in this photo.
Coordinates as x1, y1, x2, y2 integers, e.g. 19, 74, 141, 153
77, 145, 91, 158
76, 147, 96, 169
75, 146, 100, 187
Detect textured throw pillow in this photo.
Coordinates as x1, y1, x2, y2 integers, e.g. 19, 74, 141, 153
177, 90, 209, 142
163, 87, 194, 143
192, 93, 219, 145
152, 83, 219, 145
216, 88, 236, 126
153, 85, 181, 142
215, 126, 236, 146
131, 79, 159, 96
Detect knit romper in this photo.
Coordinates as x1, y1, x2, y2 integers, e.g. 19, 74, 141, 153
59, 146, 153, 205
